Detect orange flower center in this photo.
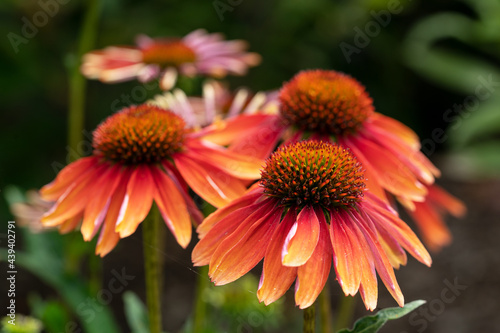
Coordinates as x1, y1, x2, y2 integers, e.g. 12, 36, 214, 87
279, 70, 374, 135
141, 40, 197, 67
93, 104, 187, 164
261, 141, 365, 208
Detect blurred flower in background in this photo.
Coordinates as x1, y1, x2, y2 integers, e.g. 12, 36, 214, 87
81, 29, 261, 90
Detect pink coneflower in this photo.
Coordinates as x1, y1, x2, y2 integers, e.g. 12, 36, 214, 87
193, 141, 431, 310
81, 29, 261, 90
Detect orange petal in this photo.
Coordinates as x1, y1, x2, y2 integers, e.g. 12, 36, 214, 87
257, 209, 298, 305
41, 163, 105, 227
330, 210, 361, 296
209, 206, 282, 285
151, 167, 191, 248
342, 215, 377, 311
193, 199, 274, 267
282, 206, 320, 267
173, 153, 247, 208
96, 169, 133, 257
351, 209, 404, 307
185, 140, 263, 180
228, 116, 285, 160
361, 127, 439, 184
197, 188, 263, 239
375, 223, 407, 269
407, 202, 451, 252
115, 165, 154, 238
342, 136, 427, 202
199, 114, 279, 146
427, 184, 466, 217
58, 213, 83, 234
295, 209, 332, 309
81, 165, 123, 241
40, 157, 99, 201
369, 113, 420, 150
366, 196, 432, 267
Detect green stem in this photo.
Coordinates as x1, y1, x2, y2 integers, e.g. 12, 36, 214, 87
193, 266, 210, 332
68, 0, 100, 156
319, 284, 333, 333
143, 205, 163, 333
303, 303, 316, 333
335, 296, 356, 332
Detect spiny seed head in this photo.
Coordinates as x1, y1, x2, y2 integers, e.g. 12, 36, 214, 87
260, 141, 366, 209
279, 70, 374, 136
141, 39, 196, 67
93, 104, 186, 164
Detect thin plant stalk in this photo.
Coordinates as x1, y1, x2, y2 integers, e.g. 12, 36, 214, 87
335, 296, 357, 332
319, 283, 333, 333
303, 303, 316, 333
143, 205, 163, 333
193, 266, 210, 332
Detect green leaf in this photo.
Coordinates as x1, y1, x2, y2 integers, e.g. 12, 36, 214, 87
337, 300, 426, 333
123, 292, 149, 333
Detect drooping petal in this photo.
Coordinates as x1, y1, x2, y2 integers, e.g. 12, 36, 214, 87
365, 195, 432, 267
81, 164, 123, 241
198, 114, 280, 146
151, 166, 191, 248
228, 116, 285, 160
58, 213, 83, 234
185, 140, 263, 179
369, 113, 420, 150
361, 128, 439, 184
96, 169, 133, 257
408, 201, 452, 252
295, 208, 332, 309
197, 187, 263, 238
330, 209, 361, 296
41, 163, 105, 227
375, 222, 408, 269
427, 184, 466, 217
173, 153, 247, 208
193, 198, 274, 267
257, 208, 298, 305
40, 156, 99, 201
350, 209, 404, 307
209, 206, 283, 285
342, 135, 427, 202
115, 165, 155, 238
282, 206, 320, 267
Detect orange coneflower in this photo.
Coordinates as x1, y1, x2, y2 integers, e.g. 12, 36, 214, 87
193, 141, 431, 310
40, 104, 262, 256
201, 70, 466, 250
81, 29, 261, 90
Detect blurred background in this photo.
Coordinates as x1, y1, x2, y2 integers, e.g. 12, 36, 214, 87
1, 0, 500, 332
